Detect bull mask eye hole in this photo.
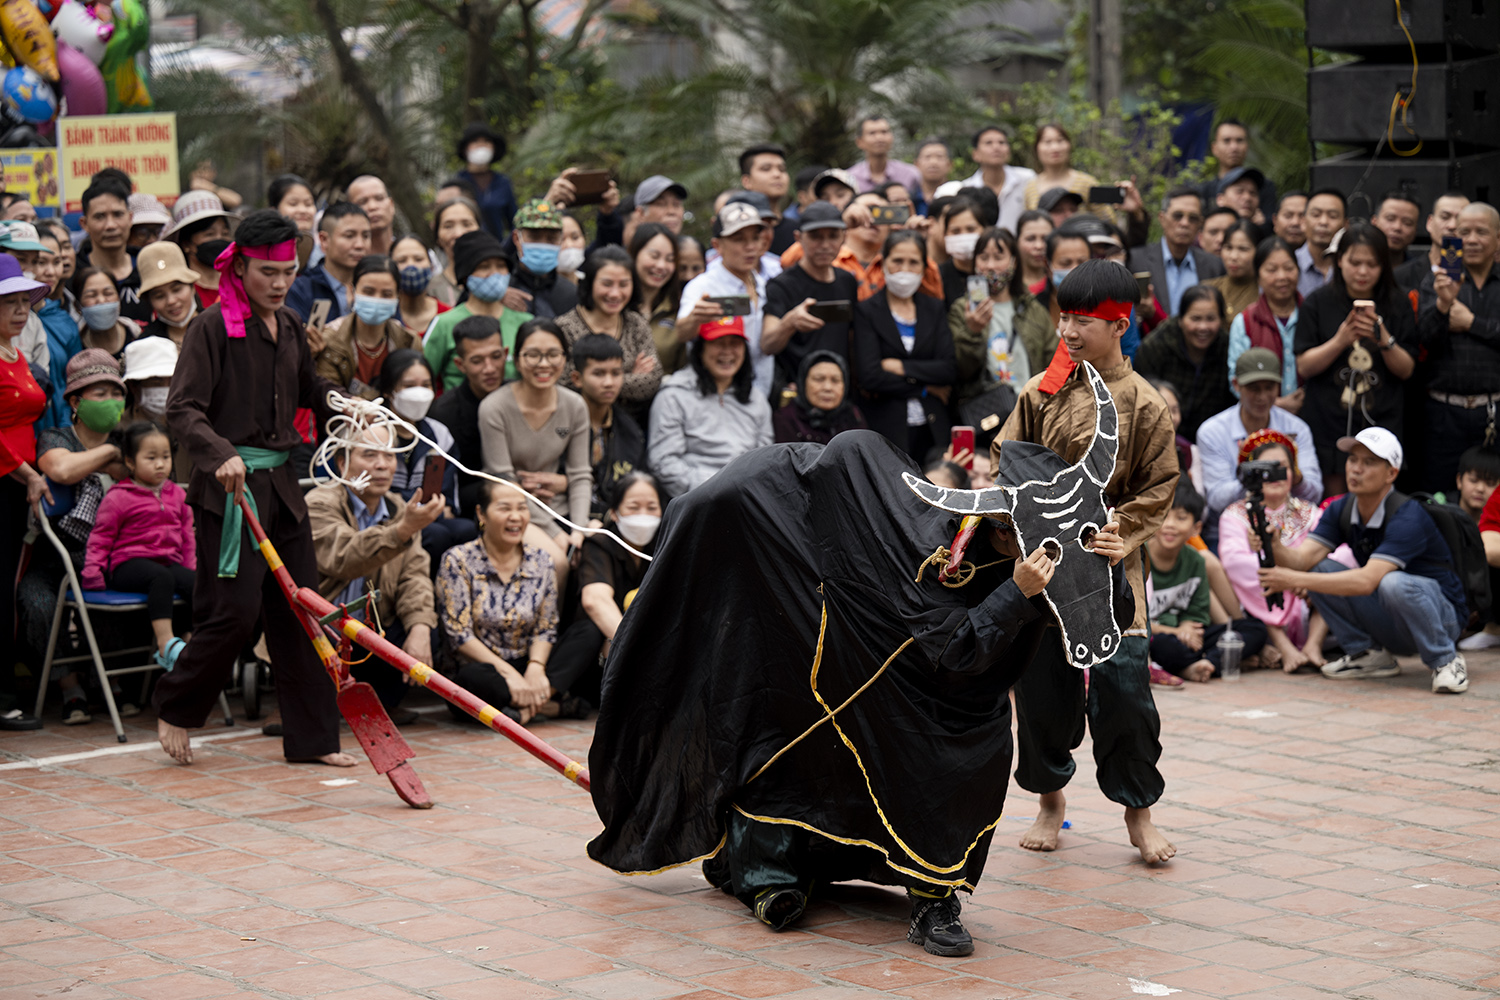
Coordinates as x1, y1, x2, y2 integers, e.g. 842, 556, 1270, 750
1077, 524, 1099, 552
1041, 538, 1062, 563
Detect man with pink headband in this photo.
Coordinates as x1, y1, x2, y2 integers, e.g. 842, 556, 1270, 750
159, 210, 356, 767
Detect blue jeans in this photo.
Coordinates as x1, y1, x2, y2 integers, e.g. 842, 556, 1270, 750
1308, 560, 1461, 669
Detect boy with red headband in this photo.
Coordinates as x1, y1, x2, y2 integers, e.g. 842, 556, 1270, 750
159, 210, 357, 767
995, 258, 1181, 863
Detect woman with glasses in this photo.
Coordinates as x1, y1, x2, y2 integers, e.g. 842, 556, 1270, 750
477, 318, 593, 589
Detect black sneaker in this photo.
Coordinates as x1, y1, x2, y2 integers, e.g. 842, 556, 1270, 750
752, 887, 806, 931
907, 890, 973, 956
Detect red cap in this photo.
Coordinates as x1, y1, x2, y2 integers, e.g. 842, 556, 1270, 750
698, 315, 746, 341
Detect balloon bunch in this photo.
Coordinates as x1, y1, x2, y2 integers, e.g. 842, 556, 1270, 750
0, 0, 151, 143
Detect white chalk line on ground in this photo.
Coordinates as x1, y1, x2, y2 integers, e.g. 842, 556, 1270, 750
0, 728, 268, 770
1129, 978, 1182, 996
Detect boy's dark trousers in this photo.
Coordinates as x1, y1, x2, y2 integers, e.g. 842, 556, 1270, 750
1013, 633, 1164, 810
1150, 618, 1269, 677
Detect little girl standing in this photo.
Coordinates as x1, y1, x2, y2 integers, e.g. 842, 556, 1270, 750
83, 422, 196, 667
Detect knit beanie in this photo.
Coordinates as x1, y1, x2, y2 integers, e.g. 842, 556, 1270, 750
453, 230, 511, 287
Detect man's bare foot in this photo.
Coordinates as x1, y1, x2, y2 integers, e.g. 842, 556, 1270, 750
1020, 791, 1066, 851
158, 718, 193, 764
287, 751, 360, 766
1280, 646, 1310, 673
1125, 806, 1176, 864
1184, 659, 1214, 682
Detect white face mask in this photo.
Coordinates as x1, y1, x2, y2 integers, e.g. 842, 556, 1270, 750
138, 386, 169, 413
617, 514, 661, 546
163, 303, 197, 329
392, 386, 435, 421
556, 247, 586, 275
885, 270, 923, 299
944, 232, 980, 262
467, 144, 494, 168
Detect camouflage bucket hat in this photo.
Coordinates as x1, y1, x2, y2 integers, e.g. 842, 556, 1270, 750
514, 197, 563, 230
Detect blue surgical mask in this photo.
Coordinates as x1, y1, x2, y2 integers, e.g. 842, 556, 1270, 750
1051, 268, 1073, 286
352, 294, 398, 325
82, 301, 120, 332
397, 265, 433, 297
467, 272, 511, 303
520, 242, 560, 275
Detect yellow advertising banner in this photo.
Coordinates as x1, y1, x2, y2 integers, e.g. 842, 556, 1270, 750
0, 148, 60, 208
58, 113, 179, 213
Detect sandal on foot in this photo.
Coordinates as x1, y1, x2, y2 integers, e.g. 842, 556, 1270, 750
153, 637, 186, 671
63, 699, 92, 725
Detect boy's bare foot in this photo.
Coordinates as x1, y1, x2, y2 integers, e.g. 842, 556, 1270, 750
1125, 806, 1176, 863
1184, 660, 1214, 682
158, 719, 193, 764
1302, 642, 1326, 667
1020, 791, 1066, 851
1281, 646, 1310, 673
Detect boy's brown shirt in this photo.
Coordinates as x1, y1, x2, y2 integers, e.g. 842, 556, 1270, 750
995, 358, 1181, 632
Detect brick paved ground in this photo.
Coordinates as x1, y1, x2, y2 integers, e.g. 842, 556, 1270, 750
3, 648, 1498, 1000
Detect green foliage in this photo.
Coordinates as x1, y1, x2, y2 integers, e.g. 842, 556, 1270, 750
516, 0, 1029, 190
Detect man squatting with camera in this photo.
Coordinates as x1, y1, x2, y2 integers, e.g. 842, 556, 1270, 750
1255, 427, 1471, 695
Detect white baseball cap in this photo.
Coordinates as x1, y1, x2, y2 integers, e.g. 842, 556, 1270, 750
1337, 426, 1403, 469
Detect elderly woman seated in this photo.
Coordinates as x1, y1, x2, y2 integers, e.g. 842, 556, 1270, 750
436, 477, 561, 724
772, 351, 866, 445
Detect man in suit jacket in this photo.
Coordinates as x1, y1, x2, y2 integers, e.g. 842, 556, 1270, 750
1128, 185, 1226, 317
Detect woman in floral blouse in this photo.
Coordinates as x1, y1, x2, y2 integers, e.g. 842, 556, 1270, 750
437, 477, 559, 724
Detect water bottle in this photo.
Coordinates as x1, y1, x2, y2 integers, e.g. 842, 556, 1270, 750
1218, 625, 1244, 681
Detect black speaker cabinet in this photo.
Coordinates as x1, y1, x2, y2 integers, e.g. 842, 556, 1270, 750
1307, 0, 1499, 53
1309, 55, 1499, 145
1310, 149, 1500, 208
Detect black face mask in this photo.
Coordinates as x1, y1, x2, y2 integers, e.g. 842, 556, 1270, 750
195, 239, 231, 268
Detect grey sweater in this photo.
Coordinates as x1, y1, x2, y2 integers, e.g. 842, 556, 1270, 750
647, 367, 773, 497
478, 384, 593, 536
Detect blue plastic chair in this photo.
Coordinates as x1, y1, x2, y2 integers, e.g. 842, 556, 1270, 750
30, 497, 232, 743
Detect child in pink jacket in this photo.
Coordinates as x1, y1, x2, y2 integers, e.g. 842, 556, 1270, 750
83, 422, 196, 667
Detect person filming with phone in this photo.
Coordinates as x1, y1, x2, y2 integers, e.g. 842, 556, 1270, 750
1417, 202, 1500, 494
763, 202, 860, 387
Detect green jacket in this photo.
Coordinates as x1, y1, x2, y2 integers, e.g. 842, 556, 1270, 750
423, 304, 531, 390
948, 291, 1055, 404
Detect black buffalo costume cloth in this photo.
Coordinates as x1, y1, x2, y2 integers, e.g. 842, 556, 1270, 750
587, 422, 1131, 894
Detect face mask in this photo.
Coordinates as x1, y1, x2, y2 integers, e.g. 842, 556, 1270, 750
352, 294, 398, 326
138, 386, 169, 413
397, 264, 433, 297
467, 272, 510, 303
885, 270, 923, 299
1052, 268, 1073, 286
944, 232, 980, 262
520, 242, 560, 275
392, 386, 434, 421
82, 301, 120, 332
982, 268, 1013, 296
617, 514, 661, 546
163, 303, 197, 329
556, 247, 585, 275
75, 397, 124, 433
22, 270, 34, 281
195, 239, 231, 268
466, 145, 494, 168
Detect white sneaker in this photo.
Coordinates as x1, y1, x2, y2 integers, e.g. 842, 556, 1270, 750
1458, 629, 1500, 651
1321, 648, 1400, 680
1432, 655, 1469, 694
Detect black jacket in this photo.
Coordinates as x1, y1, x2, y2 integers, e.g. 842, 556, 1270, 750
1132, 318, 1237, 442
512, 265, 578, 320
430, 379, 486, 512
590, 403, 648, 518
852, 290, 955, 454
1127, 243, 1225, 314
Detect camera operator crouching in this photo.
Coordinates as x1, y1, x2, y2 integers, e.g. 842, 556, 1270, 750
1251, 428, 1470, 694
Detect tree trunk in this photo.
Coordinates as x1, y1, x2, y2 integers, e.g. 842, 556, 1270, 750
463, 0, 502, 123
309, 0, 429, 239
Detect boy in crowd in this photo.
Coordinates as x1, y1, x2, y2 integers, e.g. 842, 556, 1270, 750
1148, 483, 1267, 681
429, 314, 507, 512
1257, 428, 1469, 693
997, 258, 1180, 864
569, 333, 647, 519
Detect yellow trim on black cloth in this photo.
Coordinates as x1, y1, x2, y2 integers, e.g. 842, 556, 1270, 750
602, 586, 1005, 890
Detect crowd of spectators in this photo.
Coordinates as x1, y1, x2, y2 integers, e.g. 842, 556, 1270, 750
2, 113, 1498, 737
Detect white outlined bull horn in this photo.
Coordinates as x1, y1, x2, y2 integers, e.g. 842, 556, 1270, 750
903, 362, 1119, 512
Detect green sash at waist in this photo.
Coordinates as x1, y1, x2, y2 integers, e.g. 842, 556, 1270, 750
218, 446, 291, 578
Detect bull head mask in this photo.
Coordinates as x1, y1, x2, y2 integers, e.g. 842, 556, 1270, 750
903, 362, 1121, 668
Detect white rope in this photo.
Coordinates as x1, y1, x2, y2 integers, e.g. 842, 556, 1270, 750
312, 393, 654, 561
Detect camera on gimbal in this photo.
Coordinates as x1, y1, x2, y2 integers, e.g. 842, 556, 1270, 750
1236, 459, 1289, 500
